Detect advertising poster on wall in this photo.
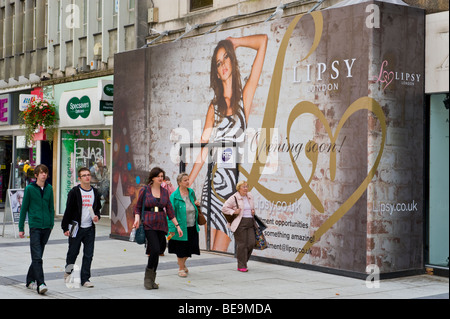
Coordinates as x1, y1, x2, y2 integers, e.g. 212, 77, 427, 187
113, 1, 424, 275
8, 189, 24, 223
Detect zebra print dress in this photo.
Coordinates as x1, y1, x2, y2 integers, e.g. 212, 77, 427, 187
201, 104, 246, 240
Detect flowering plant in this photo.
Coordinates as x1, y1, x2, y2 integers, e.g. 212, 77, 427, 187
20, 98, 59, 144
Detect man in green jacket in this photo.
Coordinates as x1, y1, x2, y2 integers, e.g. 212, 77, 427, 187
19, 164, 55, 295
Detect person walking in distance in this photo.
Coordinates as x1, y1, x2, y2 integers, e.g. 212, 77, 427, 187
19, 164, 55, 295
61, 167, 101, 288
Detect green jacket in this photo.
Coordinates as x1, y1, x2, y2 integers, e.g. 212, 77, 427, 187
168, 187, 200, 241
19, 182, 55, 232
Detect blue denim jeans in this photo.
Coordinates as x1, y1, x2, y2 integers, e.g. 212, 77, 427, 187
27, 228, 52, 288
65, 226, 95, 285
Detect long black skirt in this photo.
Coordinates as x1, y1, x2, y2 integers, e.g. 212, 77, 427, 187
168, 226, 200, 258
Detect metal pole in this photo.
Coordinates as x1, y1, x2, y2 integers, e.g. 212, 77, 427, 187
207, 157, 212, 251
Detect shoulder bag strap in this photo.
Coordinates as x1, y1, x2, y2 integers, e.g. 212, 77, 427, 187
141, 187, 147, 222
234, 195, 239, 209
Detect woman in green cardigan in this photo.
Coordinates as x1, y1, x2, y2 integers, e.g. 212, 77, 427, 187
168, 173, 201, 277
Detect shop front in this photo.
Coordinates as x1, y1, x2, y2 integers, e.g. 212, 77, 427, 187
112, 2, 425, 278
0, 89, 49, 208
0, 135, 12, 208
0, 94, 12, 208
425, 11, 449, 275
50, 78, 113, 217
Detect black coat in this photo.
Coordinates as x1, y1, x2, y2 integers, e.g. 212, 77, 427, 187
61, 185, 102, 232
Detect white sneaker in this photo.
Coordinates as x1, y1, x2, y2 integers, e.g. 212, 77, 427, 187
27, 282, 37, 291
38, 284, 48, 294
64, 272, 71, 282
82, 281, 94, 288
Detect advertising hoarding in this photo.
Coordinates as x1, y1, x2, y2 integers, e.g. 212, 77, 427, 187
113, 2, 424, 275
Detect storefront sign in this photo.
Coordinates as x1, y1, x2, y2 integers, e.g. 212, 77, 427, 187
99, 80, 114, 111
0, 94, 11, 125
113, 2, 424, 275
99, 80, 114, 100
59, 88, 105, 127
100, 101, 113, 112
19, 94, 38, 112
67, 96, 91, 119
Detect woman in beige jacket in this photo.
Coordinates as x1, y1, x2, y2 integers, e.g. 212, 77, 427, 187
221, 180, 255, 272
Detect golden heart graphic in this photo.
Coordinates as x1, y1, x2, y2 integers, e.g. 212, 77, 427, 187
287, 97, 386, 262
237, 11, 387, 263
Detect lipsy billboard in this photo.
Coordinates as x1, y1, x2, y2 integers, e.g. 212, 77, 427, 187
113, 1, 424, 275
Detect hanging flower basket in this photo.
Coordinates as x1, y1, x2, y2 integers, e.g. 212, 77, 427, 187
19, 98, 59, 145
33, 126, 47, 141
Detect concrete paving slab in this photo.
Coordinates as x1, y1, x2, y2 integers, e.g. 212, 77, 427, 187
0, 216, 448, 304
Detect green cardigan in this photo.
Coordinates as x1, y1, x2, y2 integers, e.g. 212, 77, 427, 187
19, 182, 55, 232
168, 187, 200, 241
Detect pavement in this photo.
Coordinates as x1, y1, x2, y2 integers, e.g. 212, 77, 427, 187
1, 215, 448, 303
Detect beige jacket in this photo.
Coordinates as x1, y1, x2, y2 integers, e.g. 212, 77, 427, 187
221, 191, 255, 232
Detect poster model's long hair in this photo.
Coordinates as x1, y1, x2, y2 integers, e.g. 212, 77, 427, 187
210, 39, 243, 120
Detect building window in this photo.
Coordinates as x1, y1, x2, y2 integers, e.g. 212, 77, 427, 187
56, 0, 61, 38
96, 0, 102, 31
33, 1, 37, 49
0, 7, 4, 57
127, 0, 135, 24
83, 0, 88, 36
428, 94, 450, 267
190, 0, 213, 12
112, 0, 118, 28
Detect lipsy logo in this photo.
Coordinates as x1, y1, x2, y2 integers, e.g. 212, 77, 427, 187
67, 96, 91, 119
373, 60, 422, 91
373, 60, 394, 91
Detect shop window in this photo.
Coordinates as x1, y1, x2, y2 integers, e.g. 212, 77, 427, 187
0, 136, 13, 208
60, 130, 111, 217
428, 94, 449, 267
14, 136, 36, 189
190, 0, 213, 12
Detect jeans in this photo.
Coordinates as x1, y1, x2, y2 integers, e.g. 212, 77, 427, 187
65, 226, 95, 285
27, 228, 52, 288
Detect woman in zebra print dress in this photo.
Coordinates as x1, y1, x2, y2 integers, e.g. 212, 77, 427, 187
189, 34, 268, 251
